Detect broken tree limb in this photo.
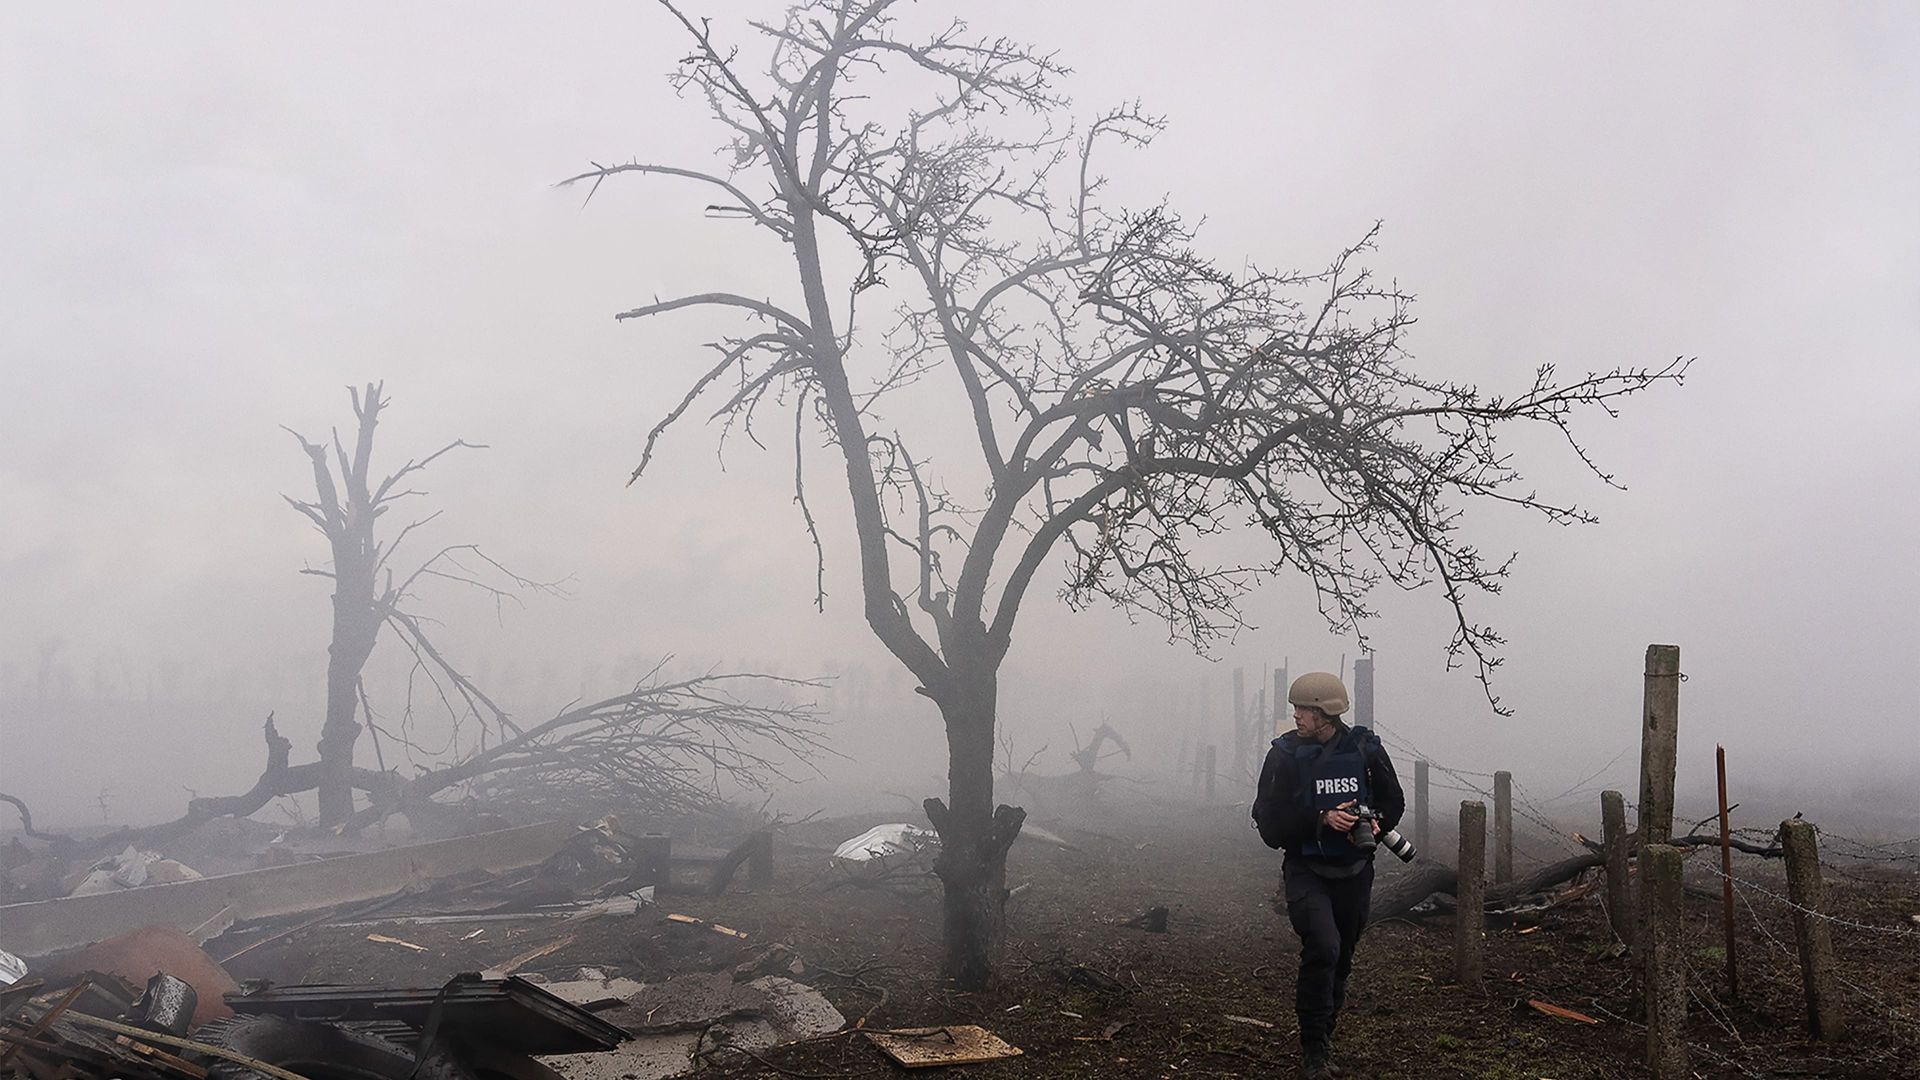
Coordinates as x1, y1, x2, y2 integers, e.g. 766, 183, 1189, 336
60, 671, 824, 865
0, 793, 71, 849
705, 831, 774, 896
74, 717, 401, 856
1374, 830, 1786, 921
1578, 831, 1782, 859
1375, 852, 1606, 921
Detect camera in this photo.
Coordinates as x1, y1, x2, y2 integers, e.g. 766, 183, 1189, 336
1347, 804, 1417, 863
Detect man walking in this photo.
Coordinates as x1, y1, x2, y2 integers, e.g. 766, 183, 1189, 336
1252, 671, 1406, 1079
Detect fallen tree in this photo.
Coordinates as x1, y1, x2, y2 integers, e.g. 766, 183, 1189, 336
16, 671, 823, 867
1372, 831, 1785, 921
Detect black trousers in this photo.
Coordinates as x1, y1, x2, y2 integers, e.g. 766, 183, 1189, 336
1282, 855, 1374, 1049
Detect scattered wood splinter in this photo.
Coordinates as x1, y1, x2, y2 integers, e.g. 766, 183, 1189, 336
1528, 999, 1602, 1025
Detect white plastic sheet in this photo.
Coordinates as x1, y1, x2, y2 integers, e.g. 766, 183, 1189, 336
831, 823, 938, 862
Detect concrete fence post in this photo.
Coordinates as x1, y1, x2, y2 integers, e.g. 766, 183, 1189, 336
1232, 667, 1246, 779
635, 833, 672, 887
1779, 819, 1847, 1042
1353, 656, 1374, 729
1601, 789, 1633, 946
1493, 770, 1513, 884
1454, 800, 1486, 990
1637, 644, 1681, 847
1414, 760, 1430, 855
1642, 844, 1689, 1079
746, 830, 773, 887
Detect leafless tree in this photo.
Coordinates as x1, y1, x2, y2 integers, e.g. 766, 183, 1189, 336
283, 382, 550, 823
568, 0, 1685, 987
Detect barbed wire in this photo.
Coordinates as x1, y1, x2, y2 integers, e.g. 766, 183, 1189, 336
1584, 1000, 1767, 1079
1682, 953, 1749, 1051
1814, 825, 1920, 865
1728, 873, 1919, 1031
1375, 728, 1583, 853
1696, 860, 1920, 940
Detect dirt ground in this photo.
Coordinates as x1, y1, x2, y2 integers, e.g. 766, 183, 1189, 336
219, 797, 1920, 1080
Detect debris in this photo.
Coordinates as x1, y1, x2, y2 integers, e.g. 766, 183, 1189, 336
462, 928, 486, 940
1222, 1014, 1274, 1029
730, 943, 803, 981
110, 1031, 209, 1078
335, 887, 654, 929
64, 1013, 318, 1080
703, 831, 774, 897
528, 823, 645, 904
0, 948, 25, 987
128, 973, 198, 1036
540, 974, 841, 1080
31, 925, 237, 1027
365, 933, 429, 952
66, 847, 205, 897
0, 821, 576, 957
0, 982, 89, 1069
226, 973, 626, 1055
833, 824, 938, 863
617, 972, 753, 1034
539, 976, 648, 1008
1528, 999, 1602, 1025
661, 913, 747, 939
1054, 964, 1125, 995
1122, 905, 1169, 933
865, 1025, 1022, 1068
491, 935, 576, 976
184, 906, 235, 946
1016, 824, 1077, 850
1071, 1018, 1133, 1042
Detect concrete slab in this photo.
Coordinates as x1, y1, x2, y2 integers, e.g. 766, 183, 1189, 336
0, 822, 577, 956
537, 975, 843, 1080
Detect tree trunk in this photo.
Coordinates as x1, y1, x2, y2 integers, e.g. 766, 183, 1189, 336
923, 667, 1025, 990
316, 560, 378, 823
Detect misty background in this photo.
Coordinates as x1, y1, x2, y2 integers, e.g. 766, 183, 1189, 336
3, 2, 1916, 830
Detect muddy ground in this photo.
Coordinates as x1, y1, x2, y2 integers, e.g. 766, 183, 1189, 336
220, 797, 1920, 1079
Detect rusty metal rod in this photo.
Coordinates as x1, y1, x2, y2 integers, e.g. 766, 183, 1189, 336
1716, 744, 1738, 1001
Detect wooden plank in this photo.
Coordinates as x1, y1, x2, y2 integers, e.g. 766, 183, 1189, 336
866, 1025, 1021, 1067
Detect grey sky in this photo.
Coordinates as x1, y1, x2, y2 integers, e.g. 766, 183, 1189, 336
4, 2, 1917, 825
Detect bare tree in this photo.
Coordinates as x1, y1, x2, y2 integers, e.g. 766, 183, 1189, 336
284, 382, 541, 823
569, 0, 1684, 987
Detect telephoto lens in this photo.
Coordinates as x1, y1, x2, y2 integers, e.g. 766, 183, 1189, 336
1377, 828, 1417, 863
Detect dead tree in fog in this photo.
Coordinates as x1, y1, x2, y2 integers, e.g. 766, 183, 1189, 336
570, 0, 1684, 987
284, 382, 552, 824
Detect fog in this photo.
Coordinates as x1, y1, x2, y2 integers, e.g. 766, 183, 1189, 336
4, 2, 1917, 831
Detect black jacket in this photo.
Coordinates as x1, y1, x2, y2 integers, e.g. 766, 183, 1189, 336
1252, 724, 1405, 853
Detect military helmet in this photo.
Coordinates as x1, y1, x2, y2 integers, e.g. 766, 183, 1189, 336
1287, 671, 1350, 717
